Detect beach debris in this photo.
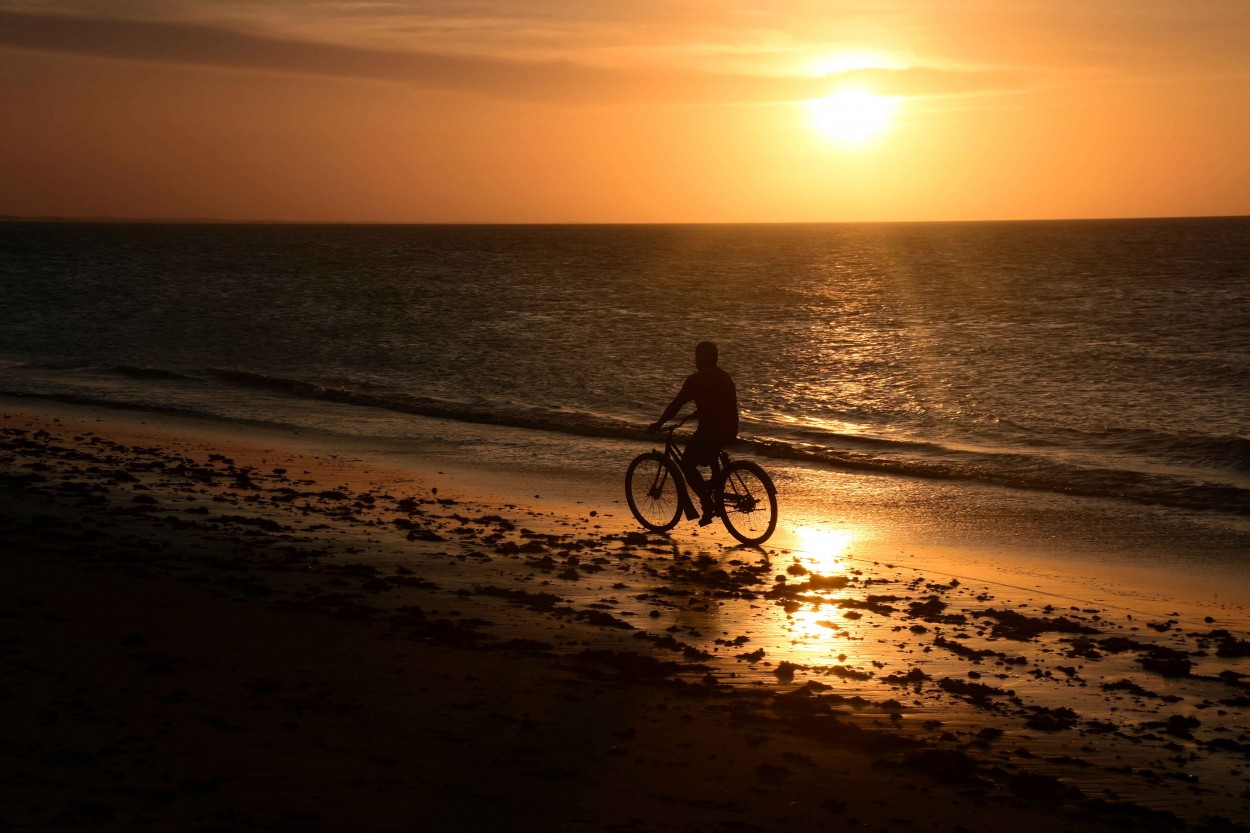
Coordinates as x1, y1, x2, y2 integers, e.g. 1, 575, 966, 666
1137, 647, 1194, 678
1024, 706, 1080, 731
773, 661, 800, 681
975, 608, 1099, 640
901, 748, 983, 784
937, 677, 1013, 708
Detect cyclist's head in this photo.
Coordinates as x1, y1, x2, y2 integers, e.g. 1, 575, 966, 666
695, 341, 718, 370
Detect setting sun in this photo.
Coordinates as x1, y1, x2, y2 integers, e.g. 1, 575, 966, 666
806, 88, 900, 146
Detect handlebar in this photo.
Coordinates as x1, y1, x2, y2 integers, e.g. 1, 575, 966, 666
650, 412, 690, 430
653, 415, 689, 433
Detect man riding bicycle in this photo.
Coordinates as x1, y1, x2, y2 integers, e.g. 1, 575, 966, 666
648, 341, 739, 526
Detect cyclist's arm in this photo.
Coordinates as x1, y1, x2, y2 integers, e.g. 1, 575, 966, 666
649, 379, 695, 431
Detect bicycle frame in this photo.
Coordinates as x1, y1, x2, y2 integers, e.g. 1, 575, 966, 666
649, 428, 692, 519
716, 461, 759, 514
654, 424, 727, 519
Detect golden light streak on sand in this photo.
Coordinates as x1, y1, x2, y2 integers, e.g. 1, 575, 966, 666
792, 526, 856, 574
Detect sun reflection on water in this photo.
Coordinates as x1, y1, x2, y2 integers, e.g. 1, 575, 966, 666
787, 604, 852, 644
764, 526, 873, 667
792, 526, 856, 574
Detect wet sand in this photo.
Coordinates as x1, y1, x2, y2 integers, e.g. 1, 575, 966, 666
3, 396, 1248, 832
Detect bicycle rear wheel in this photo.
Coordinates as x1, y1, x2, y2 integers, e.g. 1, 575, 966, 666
625, 452, 684, 532
715, 460, 778, 545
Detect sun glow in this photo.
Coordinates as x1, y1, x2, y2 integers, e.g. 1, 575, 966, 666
806, 87, 900, 146
804, 49, 904, 76
793, 527, 856, 575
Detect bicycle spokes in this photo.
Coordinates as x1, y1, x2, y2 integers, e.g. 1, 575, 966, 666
724, 490, 758, 513
716, 461, 777, 545
625, 452, 684, 532
723, 473, 756, 510
647, 467, 669, 500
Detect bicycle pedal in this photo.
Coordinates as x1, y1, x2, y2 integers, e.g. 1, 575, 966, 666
684, 507, 699, 521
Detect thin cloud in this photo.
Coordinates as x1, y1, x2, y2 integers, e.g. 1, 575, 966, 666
836, 66, 1030, 97
0, 10, 1027, 103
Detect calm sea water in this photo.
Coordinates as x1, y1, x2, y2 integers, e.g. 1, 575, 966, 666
2, 219, 1248, 522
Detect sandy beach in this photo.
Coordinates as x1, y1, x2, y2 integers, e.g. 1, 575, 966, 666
3, 395, 1249, 833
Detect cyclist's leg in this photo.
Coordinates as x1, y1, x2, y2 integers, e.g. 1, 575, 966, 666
682, 432, 722, 524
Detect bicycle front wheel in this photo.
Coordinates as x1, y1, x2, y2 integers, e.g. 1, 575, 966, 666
715, 460, 778, 545
625, 452, 684, 532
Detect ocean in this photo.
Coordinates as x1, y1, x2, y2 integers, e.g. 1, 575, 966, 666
3, 218, 1249, 569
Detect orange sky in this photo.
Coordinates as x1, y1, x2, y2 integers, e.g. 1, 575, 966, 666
1, 1, 1247, 223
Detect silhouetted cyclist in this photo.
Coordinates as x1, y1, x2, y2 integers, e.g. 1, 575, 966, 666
648, 341, 740, 525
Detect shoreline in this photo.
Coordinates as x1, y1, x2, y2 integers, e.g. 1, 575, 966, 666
9, 391, 1246, 617
3, 395, 1249, 831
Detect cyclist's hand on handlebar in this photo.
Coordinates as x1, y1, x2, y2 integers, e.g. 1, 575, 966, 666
646, 421, 663, 434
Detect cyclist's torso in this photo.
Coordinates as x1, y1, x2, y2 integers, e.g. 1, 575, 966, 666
681, 367, 739, 445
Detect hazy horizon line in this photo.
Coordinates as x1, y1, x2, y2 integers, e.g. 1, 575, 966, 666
2, 213, 1248, 227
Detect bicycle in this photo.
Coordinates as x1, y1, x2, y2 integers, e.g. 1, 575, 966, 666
625, 418, 778, 545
